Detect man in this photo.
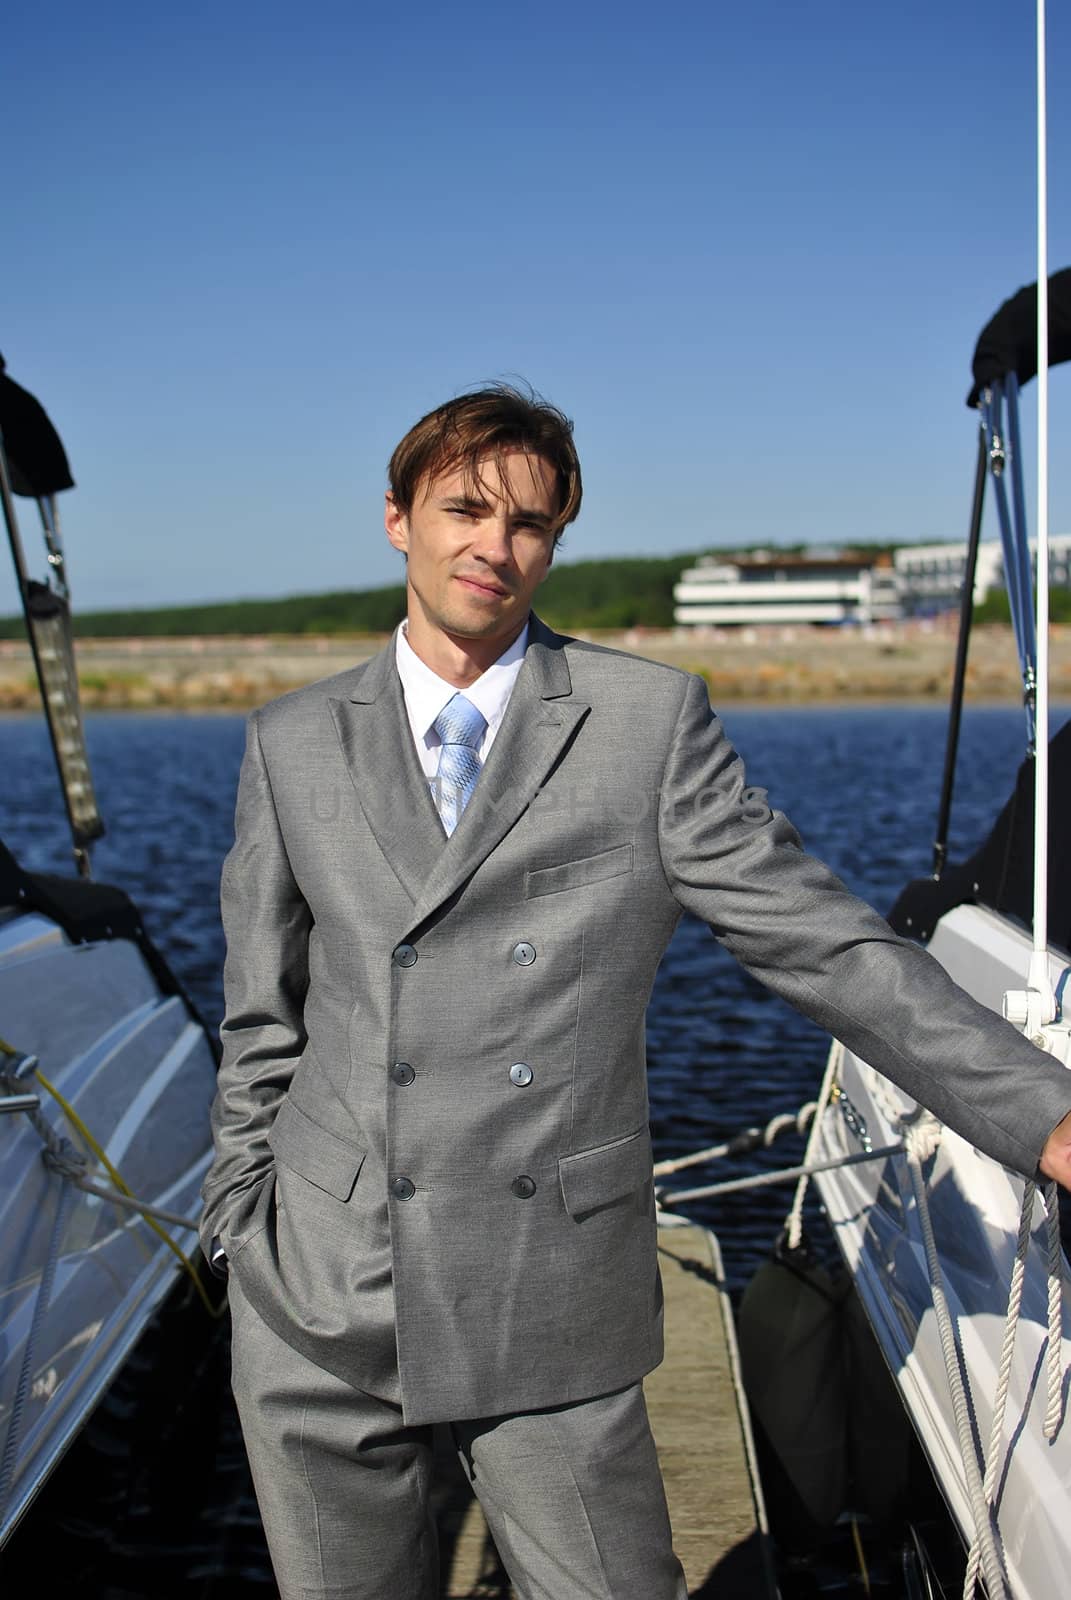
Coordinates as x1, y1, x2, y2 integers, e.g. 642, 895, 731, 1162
202, 385, 1071, 1600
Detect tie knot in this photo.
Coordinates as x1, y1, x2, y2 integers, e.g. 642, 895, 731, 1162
433, 693, 487, 752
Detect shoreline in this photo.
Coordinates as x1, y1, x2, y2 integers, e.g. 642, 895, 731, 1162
0, 623, 1068, 711
4, 701, 1068, 721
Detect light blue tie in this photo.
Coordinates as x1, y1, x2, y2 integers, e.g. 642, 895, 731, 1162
432, 693, 487, 835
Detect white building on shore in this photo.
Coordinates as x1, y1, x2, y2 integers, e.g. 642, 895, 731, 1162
894, 535, 1071, 615
673, 538, 1071, 628
673, 551, 901, 628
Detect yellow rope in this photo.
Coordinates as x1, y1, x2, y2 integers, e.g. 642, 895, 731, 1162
850, 1515, 871, 1597
1, 1031, 225, 1319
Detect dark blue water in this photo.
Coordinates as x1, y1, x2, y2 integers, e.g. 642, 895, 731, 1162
0, 703, 1059, 1280
1, 702, 1065, 1594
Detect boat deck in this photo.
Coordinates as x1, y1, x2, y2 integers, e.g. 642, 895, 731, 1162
434, 1223, 774, 1598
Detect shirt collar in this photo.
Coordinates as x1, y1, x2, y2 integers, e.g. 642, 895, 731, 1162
395, 619, 530, 740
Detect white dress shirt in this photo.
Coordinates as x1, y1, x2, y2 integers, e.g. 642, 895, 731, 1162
394, 619, 529, 781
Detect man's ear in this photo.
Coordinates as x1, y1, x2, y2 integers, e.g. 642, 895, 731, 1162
384, 492, 409, 554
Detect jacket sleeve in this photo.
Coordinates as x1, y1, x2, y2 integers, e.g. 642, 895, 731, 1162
656, 672, 1071, 1178
199, 710, 313, 1261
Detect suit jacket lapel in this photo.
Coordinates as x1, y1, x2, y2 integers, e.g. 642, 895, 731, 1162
328, 619, 590, 928
328, 643, 445, 905
405, 617, 590, 932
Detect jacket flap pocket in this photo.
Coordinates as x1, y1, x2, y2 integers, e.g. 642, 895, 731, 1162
559, 1126, 652, 1218
268, 1095, 366, 1202
526, 842, 634, 899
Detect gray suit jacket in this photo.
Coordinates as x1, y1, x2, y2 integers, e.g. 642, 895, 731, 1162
202, 617, 1071, 1425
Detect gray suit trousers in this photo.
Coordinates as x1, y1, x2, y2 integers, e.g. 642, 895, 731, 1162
229, 1276, 688, 1600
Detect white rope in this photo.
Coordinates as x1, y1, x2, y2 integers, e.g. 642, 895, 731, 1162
786, 1039, 844, 1250
960, 1176, 1065, 1596
658, 1141, 902, 1206
962, 1180, 1036, 1597
903, 1122, 1008, 1599
985, 1183, 1036, 1502
652, 1101, 817, 1179
1042, 1179, 1065, 1440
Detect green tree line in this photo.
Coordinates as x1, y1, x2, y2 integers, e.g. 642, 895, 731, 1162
974, 589, 1071, 625
6, 546, 1060, 639
0, 555, 696, 638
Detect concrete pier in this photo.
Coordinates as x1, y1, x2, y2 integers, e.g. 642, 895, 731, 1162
434, 1223, 774, 1598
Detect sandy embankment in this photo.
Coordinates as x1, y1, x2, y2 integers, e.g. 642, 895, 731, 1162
0, 623, 1068, 710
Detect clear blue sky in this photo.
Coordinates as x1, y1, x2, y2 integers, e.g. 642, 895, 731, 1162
3, 0, 1069, 610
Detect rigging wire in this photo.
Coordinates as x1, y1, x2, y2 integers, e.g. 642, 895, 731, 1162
1030, 0, 1052, 1010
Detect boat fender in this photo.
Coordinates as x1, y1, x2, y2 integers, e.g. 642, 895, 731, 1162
737, 1234, 848, 1549
843, 1288, 914, 1529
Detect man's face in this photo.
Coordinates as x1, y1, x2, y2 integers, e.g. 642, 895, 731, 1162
385, 450, 558, 658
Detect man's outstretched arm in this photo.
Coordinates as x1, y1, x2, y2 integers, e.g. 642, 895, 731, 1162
656, 673, 1071, 1186
200, 711, 313, 1263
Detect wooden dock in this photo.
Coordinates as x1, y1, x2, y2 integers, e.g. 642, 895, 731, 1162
433, 1224, 774, 1598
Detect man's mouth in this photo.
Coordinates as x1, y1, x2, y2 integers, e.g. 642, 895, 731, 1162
455, 574, 510, 599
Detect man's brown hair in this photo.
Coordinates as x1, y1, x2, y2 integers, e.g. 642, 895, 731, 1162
388, 383, 582, 542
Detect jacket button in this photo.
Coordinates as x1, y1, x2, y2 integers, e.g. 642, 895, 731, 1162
390, 1176, 416, 1200
512, 941, 536, 966
509, 1062, 533, 1087
391, 1062, 415, 1086
392, 944, 418, 968
511, 1175, 536, 1199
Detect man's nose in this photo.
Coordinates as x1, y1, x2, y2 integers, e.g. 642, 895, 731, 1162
473, 516, 512, 566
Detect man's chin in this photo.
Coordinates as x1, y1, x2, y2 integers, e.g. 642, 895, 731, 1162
441, 598, 521, 633
442, 608, 526, 644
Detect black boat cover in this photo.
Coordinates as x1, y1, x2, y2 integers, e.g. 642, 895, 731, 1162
888, 718, 1071, 950
967, 268, 1071, 407
0, 838, 219, 1059
0, 355, 74, 497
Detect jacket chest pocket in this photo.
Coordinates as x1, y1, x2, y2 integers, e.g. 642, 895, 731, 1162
525, 842, 634, 899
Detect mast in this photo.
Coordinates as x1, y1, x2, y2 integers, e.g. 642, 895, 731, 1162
1029, 0, 1052, 1015
1006, 0, 1055, 1035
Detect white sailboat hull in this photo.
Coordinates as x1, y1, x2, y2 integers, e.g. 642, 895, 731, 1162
0, 905, 218, 1543
813, 904, 1071, 1598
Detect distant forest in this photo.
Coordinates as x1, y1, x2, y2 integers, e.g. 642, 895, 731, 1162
1, 545, 1059, 638
0, 555, 697, 638
975, 590, 1071, 624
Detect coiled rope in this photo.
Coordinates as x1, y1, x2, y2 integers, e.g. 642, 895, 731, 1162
902, 1115, 1009, 1598
786, 1038, 844, 1251
959, 1173, 1065, 1599
1042, 1180, 1064, 1438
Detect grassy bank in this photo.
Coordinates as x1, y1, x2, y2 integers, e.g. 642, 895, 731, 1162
2, 623, 1069, 711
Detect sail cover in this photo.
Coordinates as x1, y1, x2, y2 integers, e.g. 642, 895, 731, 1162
967, 268, 1071, 406
0, 355, 75, 497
